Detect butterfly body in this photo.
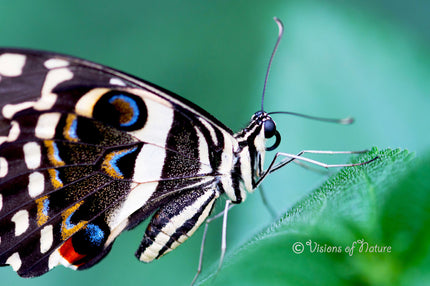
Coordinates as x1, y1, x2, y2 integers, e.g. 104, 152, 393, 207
0, 49, 274, 277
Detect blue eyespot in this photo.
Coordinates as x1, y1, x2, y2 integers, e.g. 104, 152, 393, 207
85, 224, 105, 246
109, 94, 139, 127
93, 91, 148, 131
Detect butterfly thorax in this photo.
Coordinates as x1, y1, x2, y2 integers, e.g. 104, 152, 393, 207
224, 112, 270, 204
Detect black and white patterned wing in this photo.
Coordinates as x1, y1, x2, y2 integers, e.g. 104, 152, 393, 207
0, 49, 233, 277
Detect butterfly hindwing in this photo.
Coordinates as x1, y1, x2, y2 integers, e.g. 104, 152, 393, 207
0, 48, 237, 276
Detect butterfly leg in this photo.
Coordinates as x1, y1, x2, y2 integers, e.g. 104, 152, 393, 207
191, 199, 232, 286
256, 150, 377, 187
258, 185, 277, 219
270, 150, 373, 173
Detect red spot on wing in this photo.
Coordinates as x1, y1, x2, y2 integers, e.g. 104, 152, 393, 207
59, 238, 86, 266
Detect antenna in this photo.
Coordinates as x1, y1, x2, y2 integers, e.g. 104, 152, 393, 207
261, 17, 284, 111
261, 19, 354, 126
268, 111, 354, 125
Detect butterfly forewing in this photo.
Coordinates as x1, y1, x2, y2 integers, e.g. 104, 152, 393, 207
0, 49, 244, 277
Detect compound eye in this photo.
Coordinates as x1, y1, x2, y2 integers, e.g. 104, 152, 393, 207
264, 119, 277, 138
264, 119, 281, 151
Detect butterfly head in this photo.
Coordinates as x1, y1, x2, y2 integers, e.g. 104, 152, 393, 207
243, 111, 281, 184
252, 110, 281, 151
231, 110, 280, 202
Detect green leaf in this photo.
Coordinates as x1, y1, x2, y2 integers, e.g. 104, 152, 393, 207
197, 148, 430, 286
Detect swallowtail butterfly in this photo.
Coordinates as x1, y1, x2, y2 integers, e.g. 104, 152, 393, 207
0, 18, 374, 281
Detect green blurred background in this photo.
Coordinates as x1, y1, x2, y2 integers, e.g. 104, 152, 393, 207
0, 0, 429, 285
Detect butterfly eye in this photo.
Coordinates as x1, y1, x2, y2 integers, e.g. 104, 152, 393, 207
264, 119, 281, 151
264, 119, 277, 138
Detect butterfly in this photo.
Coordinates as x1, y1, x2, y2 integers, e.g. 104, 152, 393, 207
0, 42, 290, 277
0, 18, 375, 282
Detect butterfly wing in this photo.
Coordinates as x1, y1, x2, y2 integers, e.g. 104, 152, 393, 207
0, 49, 235, 276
